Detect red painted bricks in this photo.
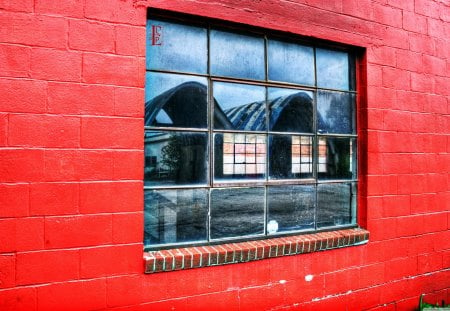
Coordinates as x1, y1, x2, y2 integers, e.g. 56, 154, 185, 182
47, 82, 115, 115
69, 20, 116, 53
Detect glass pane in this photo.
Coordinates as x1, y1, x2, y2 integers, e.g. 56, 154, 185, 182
269, 135, 313, 179
317, 137, 356, 180
210, 30, 265, 80
268, 87, 314, 133
317, 90, 354, 134
213, 82, 266, 131
210, 187, 265, 239
146, 19, 207, 74
145, 72, 208, 128
316, 48, 349, 90
267, 185, 315, 233
144, 131, 208, 186
317, 183, 356, 228
144, 189, 208, 245
268, 39, 314, 85
214, 133, 266, 181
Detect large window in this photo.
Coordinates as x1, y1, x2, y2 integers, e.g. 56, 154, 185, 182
144, 15, 358, 249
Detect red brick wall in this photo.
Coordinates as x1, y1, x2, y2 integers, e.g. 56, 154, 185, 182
0, 0, 448, 310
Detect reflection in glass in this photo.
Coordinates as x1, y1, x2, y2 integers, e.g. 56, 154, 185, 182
146, 19, 207, 74
316, 48, 349, 90
144, 131, 208, 186
213, 82, 266, 131
210, 30, 265, 80
268, 39, 314, 85
268, 185, 315, 232
144, 189, 208, 245
268, 88, 313, 133
145, 72, 208, 128
317, 183, 356, 228
210, 187, 265, 239
317, 90, 354, 134
317, 137, 356, 180
269, 135, 313, 179
215, 133, 266, 181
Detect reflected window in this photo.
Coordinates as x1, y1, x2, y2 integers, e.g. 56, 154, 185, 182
291, 136, 313, 175
269, 135, 313, 179
144, 16, 359, 250
215, 133, 266, 181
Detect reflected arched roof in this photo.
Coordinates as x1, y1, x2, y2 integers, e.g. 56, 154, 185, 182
145, 81, 207, 128
145, 82, 316, 131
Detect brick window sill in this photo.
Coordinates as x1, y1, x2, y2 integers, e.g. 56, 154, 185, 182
144, 228, 369, 273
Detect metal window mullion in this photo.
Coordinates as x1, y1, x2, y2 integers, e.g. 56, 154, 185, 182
312, 46, 319, 231
148, 68, 209, 78
207, 24, 212, 243
144, 126, 209, 132
144, 185, 210, 190
317, 133, 357, 138
213, 129, 268, 135
264, 35, 269, 234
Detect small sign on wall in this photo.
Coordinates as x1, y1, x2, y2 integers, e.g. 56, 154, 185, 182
151, 25, 163, 46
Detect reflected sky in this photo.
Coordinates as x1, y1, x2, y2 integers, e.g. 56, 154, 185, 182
145, 72, 207, 103
316, 48, 349, 90
213, 82, 266, 131
210, 30, 265, 80
213, 82, 265, 111
268, 87, 312, 100
146, 19, 207, 74
268, 39, 315, 86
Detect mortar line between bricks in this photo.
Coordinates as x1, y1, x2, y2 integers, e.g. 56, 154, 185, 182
0, 75, 145, 89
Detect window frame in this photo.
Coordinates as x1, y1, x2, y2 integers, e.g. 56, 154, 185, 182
144, 10, 362, 251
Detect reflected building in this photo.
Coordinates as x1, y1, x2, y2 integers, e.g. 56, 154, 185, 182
144, 81, 354, 244
144, 81, 345, 182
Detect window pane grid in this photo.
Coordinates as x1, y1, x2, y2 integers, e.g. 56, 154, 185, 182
145, 17, 357, 248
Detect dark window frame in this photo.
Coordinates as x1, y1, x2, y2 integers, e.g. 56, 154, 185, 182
144, 10, 363, 251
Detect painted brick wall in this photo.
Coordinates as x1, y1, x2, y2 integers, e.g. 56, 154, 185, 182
0, 0, 448, 310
